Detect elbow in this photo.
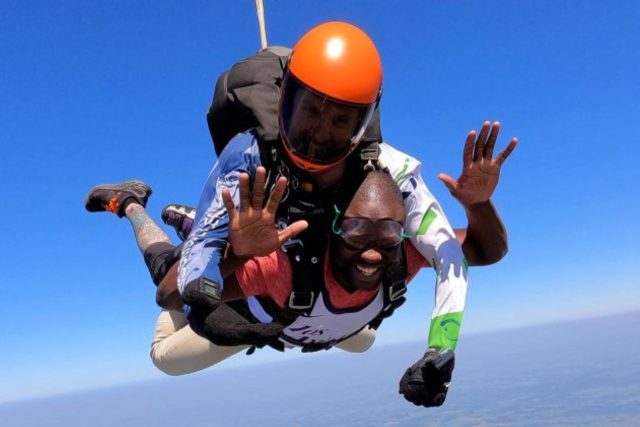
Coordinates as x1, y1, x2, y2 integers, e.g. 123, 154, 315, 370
155, 291, 170, 309
156, 288, 184, 311
476, 245, 509, 266
155, 287, 170, 308
463, 238, 509, 267
485, 234, 510, 265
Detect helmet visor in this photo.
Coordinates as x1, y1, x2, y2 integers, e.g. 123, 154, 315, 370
279, 74, 375, 166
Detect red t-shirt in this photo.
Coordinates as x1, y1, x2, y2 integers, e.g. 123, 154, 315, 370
234, 242, 430, 310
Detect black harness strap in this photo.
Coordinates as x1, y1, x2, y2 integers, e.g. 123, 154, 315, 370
367, 244, 408, 331
283, 239, 324, 314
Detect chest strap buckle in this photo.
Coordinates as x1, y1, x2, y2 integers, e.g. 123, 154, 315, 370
288, 291, 315, 310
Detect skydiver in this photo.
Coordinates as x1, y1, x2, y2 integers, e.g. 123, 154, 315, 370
172, 21, 516, 353
85, 120, 516, 407
85, 20, 517, 407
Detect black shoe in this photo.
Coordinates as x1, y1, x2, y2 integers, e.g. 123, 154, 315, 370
85, 180, 152, 218
161, 204, 196, 241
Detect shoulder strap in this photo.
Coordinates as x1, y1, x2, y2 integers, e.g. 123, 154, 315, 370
367, 244, 408, 330
283, 240, 324, 314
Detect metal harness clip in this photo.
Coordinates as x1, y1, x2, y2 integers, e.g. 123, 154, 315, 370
288, 291, 315, 310
388, 282, 407, 301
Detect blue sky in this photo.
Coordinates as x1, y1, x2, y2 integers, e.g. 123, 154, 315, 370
1, 0, 638, 403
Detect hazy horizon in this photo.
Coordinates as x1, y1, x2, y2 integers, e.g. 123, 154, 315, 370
3, 309, 638, 406
2, 310, 638, 426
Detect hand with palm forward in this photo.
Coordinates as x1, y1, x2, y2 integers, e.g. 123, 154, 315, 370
221, 167, 308, 258
438, 121, 518, 209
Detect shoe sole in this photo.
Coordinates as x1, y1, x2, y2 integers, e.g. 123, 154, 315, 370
85, 180, 152, 207
161, 204, 196, 223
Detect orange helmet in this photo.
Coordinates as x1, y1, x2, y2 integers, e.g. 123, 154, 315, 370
279, 21, 383, 172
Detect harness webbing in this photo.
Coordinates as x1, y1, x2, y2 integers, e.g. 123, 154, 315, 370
249, 139, 409, 352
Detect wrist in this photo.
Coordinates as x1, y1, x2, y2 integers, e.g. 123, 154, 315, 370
225, 242, 250, 261
227, 244, 251, 264
464, 199, 492, 213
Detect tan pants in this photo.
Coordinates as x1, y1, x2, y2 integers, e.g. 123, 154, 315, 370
150, 309, 376, 376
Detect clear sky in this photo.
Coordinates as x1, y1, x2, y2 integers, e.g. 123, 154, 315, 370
1, 0, 638, 403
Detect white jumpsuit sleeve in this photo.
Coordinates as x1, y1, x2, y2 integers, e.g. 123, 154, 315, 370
380, 144, 468, 350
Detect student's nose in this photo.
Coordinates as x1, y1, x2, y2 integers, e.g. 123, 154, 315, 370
360, 248, 382, 263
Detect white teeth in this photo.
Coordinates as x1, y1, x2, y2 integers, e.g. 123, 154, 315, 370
356, 264, 379, 276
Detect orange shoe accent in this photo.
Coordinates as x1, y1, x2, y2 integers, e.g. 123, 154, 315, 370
105, 195, 120, 214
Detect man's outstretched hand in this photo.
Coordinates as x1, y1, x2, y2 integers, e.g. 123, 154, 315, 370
221, 167, 308, 258
439, 121, 517, 209
399, 348, 455, 407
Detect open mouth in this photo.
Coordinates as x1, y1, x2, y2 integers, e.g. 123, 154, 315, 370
355, 264, 380, 277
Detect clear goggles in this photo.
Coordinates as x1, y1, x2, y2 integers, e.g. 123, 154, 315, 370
331, 205, 411, 251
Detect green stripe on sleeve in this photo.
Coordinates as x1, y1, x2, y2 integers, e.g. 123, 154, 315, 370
428, 311, 464, 350
416, 208, 437, 235
394, 158, 410, 183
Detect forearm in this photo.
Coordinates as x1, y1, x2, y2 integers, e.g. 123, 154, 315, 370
403, 188, 467, 351
396, 167, 468, 350
460, 200, 508, 266
156, 261, 246, 310
162, 232, 248, 310
218, 246, 250, 301
425, 236, 467, 351
177, 135, 258, 296
220, 245, 250, 279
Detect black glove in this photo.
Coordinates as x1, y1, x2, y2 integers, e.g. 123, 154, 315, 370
183, 279, 283, 346
399, 348, 455, 407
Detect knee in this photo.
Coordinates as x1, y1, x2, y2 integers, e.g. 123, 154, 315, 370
143, 242, 178, 286
150, 345, 194, 376
347, 334, 376, 353
337, 327, 376, 353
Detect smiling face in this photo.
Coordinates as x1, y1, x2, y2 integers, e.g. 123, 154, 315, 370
330, 171, 406, 293
287, 88, 361, 162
